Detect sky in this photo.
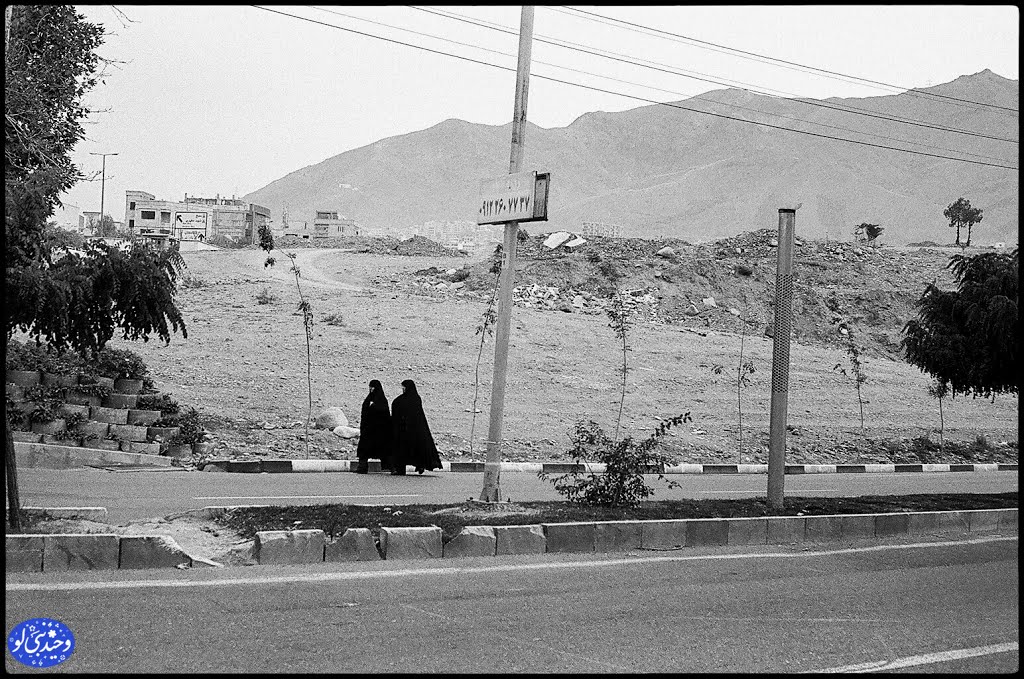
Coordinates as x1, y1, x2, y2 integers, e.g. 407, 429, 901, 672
62, 5, 1019, 222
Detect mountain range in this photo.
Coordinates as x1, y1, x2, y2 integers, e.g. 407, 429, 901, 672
244, 70, 1018, 246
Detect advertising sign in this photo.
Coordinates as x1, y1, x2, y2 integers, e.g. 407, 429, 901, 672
174, 211, 208, 241
477, 170, 550, 225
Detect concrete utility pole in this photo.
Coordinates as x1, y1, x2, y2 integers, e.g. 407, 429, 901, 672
5, 5, 13, 56
480, 5, 534, 502
767, 208, 796, 510
90, 152, 118, 235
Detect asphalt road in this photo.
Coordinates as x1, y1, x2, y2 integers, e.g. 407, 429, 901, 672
12, 467, 1019, 523
5, 536, 1018, 673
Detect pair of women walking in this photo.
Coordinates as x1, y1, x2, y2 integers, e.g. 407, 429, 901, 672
355, 379, 442, 475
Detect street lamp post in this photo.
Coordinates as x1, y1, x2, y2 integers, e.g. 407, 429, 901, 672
89, 152, 118, 236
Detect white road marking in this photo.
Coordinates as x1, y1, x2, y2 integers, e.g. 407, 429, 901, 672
6, 536, 1014, 592
809, 641, 1019, 672
192, 495, 422, 500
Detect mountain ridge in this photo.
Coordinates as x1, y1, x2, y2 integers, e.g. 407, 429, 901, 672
244, 71, 1018, 245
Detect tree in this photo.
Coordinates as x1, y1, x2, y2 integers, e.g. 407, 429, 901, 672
902, 248, 1018, 401
943, 198, 983, 247
5, 6, 187, 530
88, 213, 118, 237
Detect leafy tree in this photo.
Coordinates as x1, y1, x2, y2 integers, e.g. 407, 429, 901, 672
902, 248, 1018, 400
5, 6, 187, 530
943, 197, 983, 247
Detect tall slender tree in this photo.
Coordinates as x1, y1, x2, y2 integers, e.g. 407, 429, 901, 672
943, 198, 984, 247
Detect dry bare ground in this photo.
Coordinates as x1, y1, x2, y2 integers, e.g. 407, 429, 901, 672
101, 240, 1016, 466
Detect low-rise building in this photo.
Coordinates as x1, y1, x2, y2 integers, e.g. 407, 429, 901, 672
313, 210, 359, 238
125, 190, 271, 247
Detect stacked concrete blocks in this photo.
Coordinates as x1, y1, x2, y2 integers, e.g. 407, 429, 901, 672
443, 526, 497, 558
254, 529, 326, 565
325, 528, 381, 562
379, 526, 443, 560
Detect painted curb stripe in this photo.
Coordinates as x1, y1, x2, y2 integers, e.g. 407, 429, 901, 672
809, 641, 1019, 673
203, 461, 1019, 474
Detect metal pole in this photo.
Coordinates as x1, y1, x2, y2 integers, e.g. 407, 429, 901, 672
767, 208, 796, 510
90, 152, 117, 235
480, 5, 534, 502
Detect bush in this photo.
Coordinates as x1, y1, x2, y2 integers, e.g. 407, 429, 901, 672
138, 393, 180, 417
168, 407, 206, 445
256, 287, 276, 305
538, 415, 690, 508
450, 268, 470, 283
6, 339, 49, 372
93, 347, 149, 380
735, 263, 754, 276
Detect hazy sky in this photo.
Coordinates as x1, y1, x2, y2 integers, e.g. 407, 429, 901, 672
62, 5, 1019, 221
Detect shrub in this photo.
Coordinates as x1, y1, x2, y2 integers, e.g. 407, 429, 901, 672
168, 407, 206, 445
6, 339, 49, 372
735, 263, 754, 276
93, 347, 149, 380
255, 287, 276, 305
450, 268, 470, 283
597, 259, 621, 281
538, 415, 690, 508
137, 393, 180, 417
322, 312, 344, 326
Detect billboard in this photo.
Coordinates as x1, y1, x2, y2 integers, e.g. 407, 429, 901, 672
477, 171, 549, 225
174, 211, 208, 241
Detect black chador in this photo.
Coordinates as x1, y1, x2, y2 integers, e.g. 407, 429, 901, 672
390, 379, 442, 475
355, 380, 392, 474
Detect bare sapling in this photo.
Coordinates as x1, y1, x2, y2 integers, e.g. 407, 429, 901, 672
469, 246, 502, 456
928, 377, 950, 449
606, 288, 632, 441
833, 325, 868, 446
259, 226, 315, 459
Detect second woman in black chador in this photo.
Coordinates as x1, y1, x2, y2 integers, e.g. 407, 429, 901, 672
390, 379, 442, 475
355, 380, 392, 474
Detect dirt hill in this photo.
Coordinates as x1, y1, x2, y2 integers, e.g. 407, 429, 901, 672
104, 232, 1016, 468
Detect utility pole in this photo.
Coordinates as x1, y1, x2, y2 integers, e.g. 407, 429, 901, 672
90, 151, 118, 236
5, 3, 20, 532
767, 207, 797, 510
479, 5, 534, 502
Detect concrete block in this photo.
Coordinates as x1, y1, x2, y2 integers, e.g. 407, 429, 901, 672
43, 534, 120, 571
936, 511, 970, 533
727, 518, 767, 545
201, 459, 230, 472
66, 390, 103, 407
767, 517, 806, 544
23, 507, 107, 521
147, 426, 181, 442
687, 519, 730, 546
255, 530, 326, 565
260, 459, 293, 473
74, 420, 110, 439
58, 403, 91, 419
227, 460, 261, 473
641, 520, 688, 549
120, 440, 161, 455
443, 525, 497, 558
841, 515, 876, 539
594, 521, 643, 552
119, 535, 192, 569
6, 535, 44, 573
325, 528, 381, 562
968, 509, 1004, 532
103, 393, 138, 409
874, 513, 911, 537
804, 515, 843, 542
998, 509, 1018, 532
447, 461, 484, 473
108, 423, 150, 442
494, 525, 546, 555
379, 526, 442, 560
6, 369, 41, 387
907, 512, 942, 534
543, 522, 596, 553
90, 406, 128, 425
128, 409, 162, 426
81, 438, 120, 451
11, 431, 42, 444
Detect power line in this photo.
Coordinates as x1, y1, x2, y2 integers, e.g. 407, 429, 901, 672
308, 6, 1012, 164
251, 6, 1018, 171
556, 5, 1020, 116
411, 5, 1018, 145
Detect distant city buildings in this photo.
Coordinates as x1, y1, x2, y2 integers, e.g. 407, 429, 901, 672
398, 220, 503, 251
313, 210, 359, 238
125, 190, 271, 247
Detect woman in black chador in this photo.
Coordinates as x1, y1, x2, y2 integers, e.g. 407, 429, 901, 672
355, 380, 392, 474
390, 379, 442, 475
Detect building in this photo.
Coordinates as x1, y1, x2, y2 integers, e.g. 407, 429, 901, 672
312, 210, 359, 238
581, 221, 623, 238
53, 202, 86, 233
124, 190, 271, 247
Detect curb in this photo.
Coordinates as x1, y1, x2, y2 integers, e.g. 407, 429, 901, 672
197, 459, 1019, 474
12, 441, 174, 469
8, 507, 1016, 572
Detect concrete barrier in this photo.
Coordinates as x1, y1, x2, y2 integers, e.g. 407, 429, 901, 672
254, 529, 326, 565
12, 441, 174, 469
443, 526, 497, 558
325, 528, 381, 562
379, 526, 442, 560
7, 508, 1017, 573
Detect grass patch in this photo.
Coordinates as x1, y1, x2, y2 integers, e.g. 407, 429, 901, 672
213, 493, 1018, 542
